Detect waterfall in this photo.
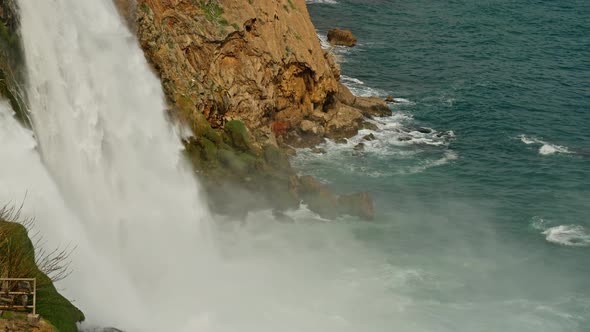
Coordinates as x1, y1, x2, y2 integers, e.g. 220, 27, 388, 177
6, 1, 397, 331
16, 0, 213, 330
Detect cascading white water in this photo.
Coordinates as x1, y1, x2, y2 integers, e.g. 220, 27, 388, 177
11, 1, 405, 332
17, 0, 212, 330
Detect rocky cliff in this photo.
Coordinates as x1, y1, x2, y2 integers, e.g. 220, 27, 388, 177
125, 0, 390, 146
115, 0, 388, 219
0, 0, 27, 127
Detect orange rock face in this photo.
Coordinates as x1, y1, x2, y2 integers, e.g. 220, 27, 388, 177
129, 0, 340, 145
327, 28, 357, 47
114, 0, 393, 149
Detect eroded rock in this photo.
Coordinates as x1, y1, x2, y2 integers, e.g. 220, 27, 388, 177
327, 28, 357, 47
338, 192, 375, 220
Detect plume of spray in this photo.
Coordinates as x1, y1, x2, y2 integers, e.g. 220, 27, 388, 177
16, 0, 212, 329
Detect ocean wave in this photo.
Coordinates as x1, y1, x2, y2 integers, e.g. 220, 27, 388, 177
340, 75, 389, 97
391, 98, 414, 105
316, 32, 331, 50
543, 225, 590, 247
531, 216, 549, 230
519, 135, 571, 156
405, 150, 458, 175
291, 110, 457, 178
530, 216, 590, 247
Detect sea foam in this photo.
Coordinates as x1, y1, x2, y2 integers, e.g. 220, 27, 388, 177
531, 217, 590, 247
543, 225, 590, 247
519, 135, 571, 156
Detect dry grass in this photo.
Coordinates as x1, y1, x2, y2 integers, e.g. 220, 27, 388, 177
0, 203, 74, 284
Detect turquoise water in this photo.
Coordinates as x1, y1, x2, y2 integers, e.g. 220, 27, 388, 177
298, 0, 590, 330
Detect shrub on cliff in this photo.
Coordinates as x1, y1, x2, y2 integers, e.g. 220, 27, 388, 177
0, 206, 84, 332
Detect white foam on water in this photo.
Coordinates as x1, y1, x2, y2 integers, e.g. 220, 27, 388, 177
543, 225, 590, 247
530, 217, 590, 247
391, 97, 415, 105
405, 150, 459, 175
531, 216, 550, 231
519, 135, 571, 156
341, 75, 388, 97
291, 109, 457, 178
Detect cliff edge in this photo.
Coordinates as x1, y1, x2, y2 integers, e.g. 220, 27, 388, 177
116, 0, 388, 219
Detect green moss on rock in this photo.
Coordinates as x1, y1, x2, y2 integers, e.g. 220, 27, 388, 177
223, 120, 252, 152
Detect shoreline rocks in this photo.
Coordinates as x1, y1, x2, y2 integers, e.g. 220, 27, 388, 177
115, 0, 383, 221
327, 28, 357, 47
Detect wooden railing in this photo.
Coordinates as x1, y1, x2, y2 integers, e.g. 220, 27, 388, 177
0, 278, 36, 315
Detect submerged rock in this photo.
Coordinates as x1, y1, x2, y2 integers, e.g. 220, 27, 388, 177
337, 192, 375, 220
334, 138, 348, 144
360, 121, 379, 131
298, 175, 339, 219
415, 127, 433, 134
311, 147, 327, 154
327, 28, 357, 47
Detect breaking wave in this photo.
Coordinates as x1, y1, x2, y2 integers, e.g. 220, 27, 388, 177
519, 135, 571, 156
531, 217, 590, 247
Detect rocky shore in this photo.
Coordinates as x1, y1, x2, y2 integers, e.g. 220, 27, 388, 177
2, 0, 392, 221
115, 0, 392, 220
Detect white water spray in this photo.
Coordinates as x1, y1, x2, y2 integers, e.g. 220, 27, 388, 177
17, 0, 212, 329
5, 1, 587, 331
6, 2, 402, 327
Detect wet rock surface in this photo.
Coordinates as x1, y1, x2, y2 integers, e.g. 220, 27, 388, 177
327, 28, 357, 47
114, 0, 385, 219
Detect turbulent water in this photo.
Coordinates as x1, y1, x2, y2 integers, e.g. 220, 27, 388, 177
301, 0, 590, 331
0, 0, 588, 331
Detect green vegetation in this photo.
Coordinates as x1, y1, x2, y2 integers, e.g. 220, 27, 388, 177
223, 120, 252, 152
288, 0, 297, 10
0, 209, 84, 332
140, 2, 151, 14
197, 0, 229, 26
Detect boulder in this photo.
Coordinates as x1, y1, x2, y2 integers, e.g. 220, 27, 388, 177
311, 147, 327, 154
334, 138, 348, 144
300, 119, 325, 136
298, 175, 339, 219
415, 127, 432, 134
363, 133, 376, 141
324, 101, 364, 139
337, 192, 375, 220
327, 28, 357, 47
353, 96, 392, 117
360, 121, 379, 131
335, 83, 356, 106
385, 95, 394, 103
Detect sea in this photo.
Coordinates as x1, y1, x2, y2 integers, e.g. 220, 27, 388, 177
294, 0, 590, 330
1, 0, 588, 331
